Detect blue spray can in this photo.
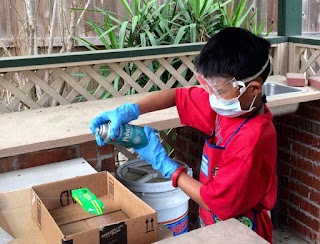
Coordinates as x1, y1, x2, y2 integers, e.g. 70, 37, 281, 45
97, 122, 158, 148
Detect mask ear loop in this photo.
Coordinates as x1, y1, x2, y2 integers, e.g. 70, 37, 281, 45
238, 82, 257, 110
249, 94, 258, 110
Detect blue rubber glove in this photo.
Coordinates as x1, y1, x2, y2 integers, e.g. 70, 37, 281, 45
90, 103, 140, 146
133, 126, 179, 178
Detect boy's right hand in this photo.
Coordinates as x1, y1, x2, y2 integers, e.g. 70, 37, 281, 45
90, 103, 140, 146
133, 126, 179, 178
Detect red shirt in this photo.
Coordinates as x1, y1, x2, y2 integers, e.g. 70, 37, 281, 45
175, 87, 277, 243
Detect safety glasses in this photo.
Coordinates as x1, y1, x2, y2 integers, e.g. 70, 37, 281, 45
196, 57, 270, 99
197, 75, 245, 99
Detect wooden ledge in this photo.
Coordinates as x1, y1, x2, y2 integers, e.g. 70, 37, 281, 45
0, 93, 182, 158
0, 75, 319, 159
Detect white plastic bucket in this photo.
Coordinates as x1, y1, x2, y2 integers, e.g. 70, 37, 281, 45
116, 159, 192, 236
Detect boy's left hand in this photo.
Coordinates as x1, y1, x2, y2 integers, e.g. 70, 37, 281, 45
133, 126, 179, 178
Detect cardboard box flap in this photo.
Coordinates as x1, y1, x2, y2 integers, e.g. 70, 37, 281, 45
0, 189, 32, 243
0, 212, 14, 239
0, 189, 47, 244
108, 172, 155, 218
32, 172, 107, 210
0, 188, 31, 210
31, 192, 65, 244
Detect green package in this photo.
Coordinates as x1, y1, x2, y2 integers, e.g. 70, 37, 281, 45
71, 188, 105, 216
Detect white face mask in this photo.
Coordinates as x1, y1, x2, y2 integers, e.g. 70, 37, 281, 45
209, 82, 257, 118
207, 58, 270, 118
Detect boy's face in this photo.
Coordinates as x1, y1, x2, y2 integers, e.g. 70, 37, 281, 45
198, 75, 263, 111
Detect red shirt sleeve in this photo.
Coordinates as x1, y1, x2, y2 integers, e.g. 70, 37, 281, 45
175, 87, 217, 135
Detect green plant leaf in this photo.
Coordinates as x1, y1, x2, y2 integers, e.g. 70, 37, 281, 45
257, 15, 265, 36
102, 91, 111, 99
145, 30, 157, 46
266, 22, 274, 37
200, 0, 210, 16
152, 5, 175, 40
229, 0, 234, 20
97, 25, 118, 39
103, 14, 119, 49
217, 0, 231, 26
70, 73, 87, 77
134, 0, 141, 14
188, 0, 199, 19
87, 18, 112, 49
140, 33, 146, 47
132, 15, 139, 33
235, 1, 255, 27
106, 13, 124, 25
190, 23, 197, 43
232, 0, 246, 25
174, 25, 188, 44
119, 21, 129, 48
177, 0, 192, 23
253, 9, 258, 34
121, 0, 134, 17
114, 75, 120, 91
71, 36, 98, 51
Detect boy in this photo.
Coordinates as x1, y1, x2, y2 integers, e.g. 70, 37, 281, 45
90, 27, 277, 243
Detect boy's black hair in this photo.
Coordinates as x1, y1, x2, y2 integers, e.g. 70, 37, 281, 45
196, 27, 271, 82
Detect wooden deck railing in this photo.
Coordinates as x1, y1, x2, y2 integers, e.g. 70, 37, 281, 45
0, 38, 283, 114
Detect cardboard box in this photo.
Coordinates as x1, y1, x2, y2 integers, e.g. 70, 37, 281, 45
30, 172, 158, 244
0, 188, 171, 244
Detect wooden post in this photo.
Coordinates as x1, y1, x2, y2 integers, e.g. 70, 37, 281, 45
278, 0, 302, 74
278, 0, 302, 37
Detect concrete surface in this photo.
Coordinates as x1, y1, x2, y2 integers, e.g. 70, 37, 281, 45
0, 158, 97, 193
0, 227, 14, 243
154, 218, 269, 244
273, 226, 311, 244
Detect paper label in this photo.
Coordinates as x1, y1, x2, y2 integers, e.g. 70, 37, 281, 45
100, 222, 127, 244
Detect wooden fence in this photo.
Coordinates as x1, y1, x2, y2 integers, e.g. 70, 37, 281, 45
2, 0, 319, 51
0, 0, 279, 49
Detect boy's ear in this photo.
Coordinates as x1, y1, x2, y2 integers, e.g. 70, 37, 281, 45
249, 81, 263, 95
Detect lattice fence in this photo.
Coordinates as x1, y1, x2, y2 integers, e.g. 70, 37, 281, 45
0, 44, 282, 114
0, 54, 199, 113
289, 43, 320, 77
